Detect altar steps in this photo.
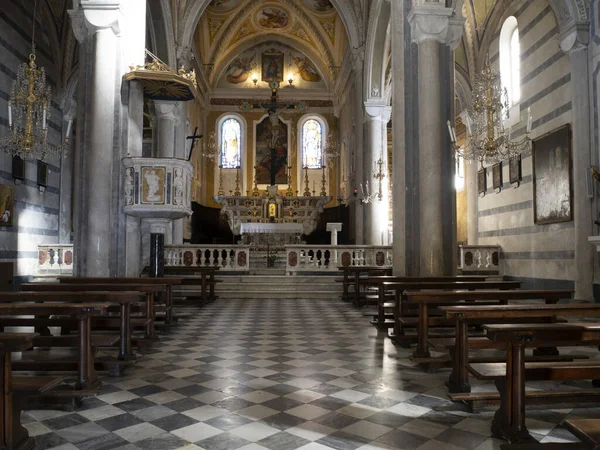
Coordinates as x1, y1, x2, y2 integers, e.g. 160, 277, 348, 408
187, 274, 342, 300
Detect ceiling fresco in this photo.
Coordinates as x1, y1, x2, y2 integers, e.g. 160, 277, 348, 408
195, 0, 348, 89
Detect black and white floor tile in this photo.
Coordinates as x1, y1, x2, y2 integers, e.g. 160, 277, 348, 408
23, 299, 600, 450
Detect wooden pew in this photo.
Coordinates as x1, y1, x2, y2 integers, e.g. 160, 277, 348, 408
337, 266, 392, 305
22, 283, 165, 343
439, 302, 594, 395
161, 267, 221, 304
0, 333, 63, 450
562, 419, 600, 450
0, 291, 142, 363
361, 275, 487, 327
58, 277, 183, 326
387, 281, 522, 350
0, 303, 109, 391
476, 323, 600, 444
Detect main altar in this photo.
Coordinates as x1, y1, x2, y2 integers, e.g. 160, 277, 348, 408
213, 185, 331, 249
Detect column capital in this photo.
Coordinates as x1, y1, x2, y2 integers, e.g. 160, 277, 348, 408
78, 0, 122, 36
364, 103, 392, 122
559, 22, 590, 54
408, 3, 465, 49
177, 45, 194, 71
153, 100, 179, 121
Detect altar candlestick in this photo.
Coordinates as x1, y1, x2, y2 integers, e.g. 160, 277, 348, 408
8, 101, 12, 128
65, 117, 73, 140
447, 120, 455, 143
526, 107, 532, 133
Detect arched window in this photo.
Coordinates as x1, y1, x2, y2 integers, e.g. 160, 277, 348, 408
220, 118, 241, 168
500, 16, 520, 108
302, 118, 323, 169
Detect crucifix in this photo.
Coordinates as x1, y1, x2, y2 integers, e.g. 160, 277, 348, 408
186, 127, 203, 161
259, 83, 293, 186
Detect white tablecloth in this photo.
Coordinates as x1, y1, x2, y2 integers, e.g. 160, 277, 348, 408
240, 223, 304, 234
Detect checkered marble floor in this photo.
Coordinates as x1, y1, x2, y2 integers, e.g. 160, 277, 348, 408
23, 298, 600, 450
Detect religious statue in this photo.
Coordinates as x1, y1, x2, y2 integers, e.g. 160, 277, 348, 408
173, 168, 184, 206
124, 168, 134, 205
144, 169, 161, 202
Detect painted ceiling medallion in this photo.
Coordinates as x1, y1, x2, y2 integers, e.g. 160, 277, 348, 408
208, 0, 242, 12
256, 7, 290, 30
302, 0, 334, 13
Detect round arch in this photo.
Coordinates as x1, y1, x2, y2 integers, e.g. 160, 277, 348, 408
147, 0, 177, 67
178, 0, 361, 63
364, 0, 391, 103
211, 34, 333, 90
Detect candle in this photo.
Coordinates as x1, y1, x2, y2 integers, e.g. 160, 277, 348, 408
447, 120, 455, 143
65, 117, 73, 138
526, 107, 532, 133
8, 101, 12, 128
42, 106, 47, 130
360, 183, 364, 196
465, 116, 472, 136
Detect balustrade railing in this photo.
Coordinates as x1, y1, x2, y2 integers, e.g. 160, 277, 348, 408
458, 245, 502, 273
37, 244, 74, 276
286, 245, 393, 274
165, 245, 251, 272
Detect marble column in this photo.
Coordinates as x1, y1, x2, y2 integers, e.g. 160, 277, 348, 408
364, 104, 391, 245
408, 4, 463, 275
466, 160, 479, 245
352, 52, 365, 244
391, 0, 407, 275
154, 100, 178, 159
561, 25, 594, 300
76, 1, 122, 276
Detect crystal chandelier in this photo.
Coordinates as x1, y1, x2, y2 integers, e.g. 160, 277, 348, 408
1, 0, 69, 161
448, 60, 532, 165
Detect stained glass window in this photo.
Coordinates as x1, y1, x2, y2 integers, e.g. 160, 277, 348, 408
500, 16, 520, 107
220, 118, 241, 168
302, 119, 323, 169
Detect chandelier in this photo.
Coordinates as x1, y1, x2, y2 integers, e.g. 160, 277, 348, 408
448, 60, 532, 165
359, 152, 386, 204
1, 0, 69, 161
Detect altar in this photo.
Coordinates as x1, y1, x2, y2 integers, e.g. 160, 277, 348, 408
240, 223, 304, 249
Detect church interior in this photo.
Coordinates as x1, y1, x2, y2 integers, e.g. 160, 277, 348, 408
1, 0, 600, 449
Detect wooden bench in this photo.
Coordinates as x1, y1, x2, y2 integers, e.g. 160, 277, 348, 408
58, 277, 183, 326
0, 333, 63, 450
401, 288, 569, 358
562, 419, 600, 450
337, 266, 392, 305
360, 276, 487, 325
158, 266, 221, 304
0, 291, 142, 363
0, 302, 110, 392
480, 323, 600, 444
439, 300, 589, 395
22, 283, 165, 342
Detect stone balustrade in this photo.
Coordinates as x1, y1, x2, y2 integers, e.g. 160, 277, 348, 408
37, 244, 74, 276
286, 245, 393, 274
458, 245, 502, 273
165, 245, 251, 272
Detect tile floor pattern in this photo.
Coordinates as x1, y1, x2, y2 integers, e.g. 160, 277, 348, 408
23, 299, 600, 450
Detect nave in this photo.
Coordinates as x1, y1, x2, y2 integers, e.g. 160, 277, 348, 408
21, 298, 600, 450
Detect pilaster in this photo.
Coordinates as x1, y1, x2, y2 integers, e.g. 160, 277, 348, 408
561, 23, 594, 300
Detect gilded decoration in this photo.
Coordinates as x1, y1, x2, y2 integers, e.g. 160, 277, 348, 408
124, 53, 198, 101
208, 15, 226, 41
231, 21, 257, 46
318, 17, 336, 42
0, 184, 14, 227
141, 167, 166, 205
302, 0, 334, 12
208, 0, 243, 11
289, 24, 313, 45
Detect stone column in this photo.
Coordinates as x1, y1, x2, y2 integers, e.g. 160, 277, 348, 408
466, 160, 479, 245
408, 3, 464, 275
561, 25, 594, 300
364, 104, 391, 245
75, 1, 122, 276
352, 52, 365, 244
391, 0, 406, 275
59, 111, 75, 244
172, 104, 188, 245
154, 100, 178, 158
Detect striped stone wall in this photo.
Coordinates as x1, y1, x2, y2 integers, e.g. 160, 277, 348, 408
478, 0, 574, 287
0, 1, 64, 284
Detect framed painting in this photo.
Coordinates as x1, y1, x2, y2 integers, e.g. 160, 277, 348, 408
261, 51, 284, 82
492, 162, 503, 192
509, 154, 522, 185
37, 161, 48, 188
255, 114, 288, 186
532, 124, 572, 224
477, 167, 487, 196
0, 184, 14, 227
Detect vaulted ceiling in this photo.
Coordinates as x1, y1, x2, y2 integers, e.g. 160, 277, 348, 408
194, 0, 349, 90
